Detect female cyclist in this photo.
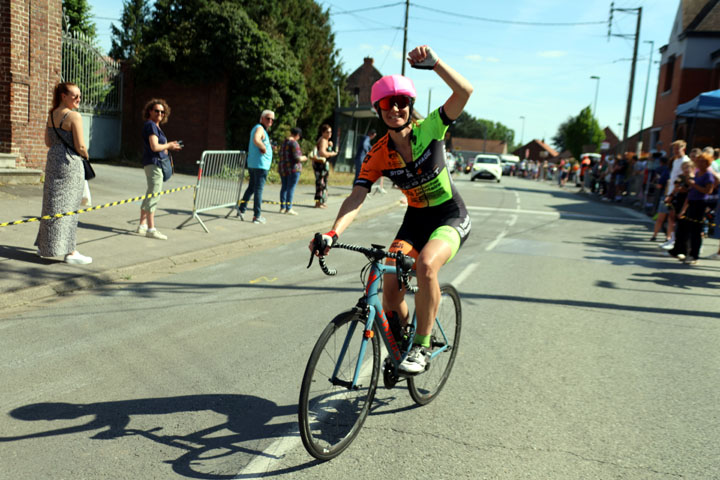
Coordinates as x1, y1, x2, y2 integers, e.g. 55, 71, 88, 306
311, 45, 473, 374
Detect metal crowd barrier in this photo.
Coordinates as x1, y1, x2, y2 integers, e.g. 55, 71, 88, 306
177, 150, 246, 233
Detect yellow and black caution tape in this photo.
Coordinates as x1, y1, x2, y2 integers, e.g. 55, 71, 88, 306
0, 185, 193, 228
677, 214, 717, 228
238, 198, 315, 207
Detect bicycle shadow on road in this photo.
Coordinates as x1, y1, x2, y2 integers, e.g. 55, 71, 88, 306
0, 394, 317, 479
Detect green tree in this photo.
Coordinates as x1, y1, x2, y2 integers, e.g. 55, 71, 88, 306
134, 0, 354, 147
62, 0, 97, 37
139, 0, 308, 147
109, 0, 151, 60
449, 111, 515, 145
554, 106, 604, 159
551, 118, 570, 152
235, 0, 348, 137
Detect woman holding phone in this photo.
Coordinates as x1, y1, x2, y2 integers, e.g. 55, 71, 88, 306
136, 98, 183, 240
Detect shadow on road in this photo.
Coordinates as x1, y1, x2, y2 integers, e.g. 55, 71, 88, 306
458, 292, 720, 320
0, 394, 318, 478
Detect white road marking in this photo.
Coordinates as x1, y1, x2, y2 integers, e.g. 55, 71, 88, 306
467, 206, 652, 223
453, 263, 478, 287
234, 435, 299, 477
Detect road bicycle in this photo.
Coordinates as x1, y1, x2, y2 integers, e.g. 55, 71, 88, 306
298, 234, 462, 460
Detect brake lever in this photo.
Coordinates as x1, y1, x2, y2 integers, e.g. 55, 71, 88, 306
307, 233, 323, 269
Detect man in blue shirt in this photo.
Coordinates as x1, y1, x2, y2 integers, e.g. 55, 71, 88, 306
353, 129, 376, 182
240, 110, 274, 224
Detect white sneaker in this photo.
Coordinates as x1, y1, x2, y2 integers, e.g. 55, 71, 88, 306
279, 208, 286, 214
64, 252, 92, 265
136, 224, 148, 235
660, 239, 675, 250
285, 209, 298, 216
398, 345, 428, 374
146, 229, 168, 240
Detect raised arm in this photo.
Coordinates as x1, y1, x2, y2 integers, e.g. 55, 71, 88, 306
407, 45, 473, 121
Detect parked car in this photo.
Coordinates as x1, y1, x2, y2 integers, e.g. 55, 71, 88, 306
470, 154, 502, 182
499, 154, 520, 175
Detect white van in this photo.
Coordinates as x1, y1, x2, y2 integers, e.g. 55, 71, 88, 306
499, 154, 520, 175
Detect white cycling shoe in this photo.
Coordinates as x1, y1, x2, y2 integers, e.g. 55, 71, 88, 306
398, 345, 428, 374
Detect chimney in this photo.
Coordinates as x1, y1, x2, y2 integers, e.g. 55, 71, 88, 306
363, 57, 374, 66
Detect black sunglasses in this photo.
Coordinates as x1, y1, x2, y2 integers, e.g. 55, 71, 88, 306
378, 95, 411, 110
153, 109, 165, 114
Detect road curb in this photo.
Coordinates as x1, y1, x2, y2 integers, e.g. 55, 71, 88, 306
0, 200, 403, 310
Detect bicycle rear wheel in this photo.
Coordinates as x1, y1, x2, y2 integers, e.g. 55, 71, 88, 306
408, 284, 462, 405
298, 311, 380, 460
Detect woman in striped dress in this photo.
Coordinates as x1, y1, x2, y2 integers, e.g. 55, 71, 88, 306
35, 82, 92, 264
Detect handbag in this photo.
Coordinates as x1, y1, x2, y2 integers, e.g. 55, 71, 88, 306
309, 146, 320, 162
50, 113, 96, 180
160, 154, 173, 182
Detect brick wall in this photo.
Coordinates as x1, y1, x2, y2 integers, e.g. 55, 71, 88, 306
651, 53, 718, 149
0, 0, 62, 169
121, 63, 228, 172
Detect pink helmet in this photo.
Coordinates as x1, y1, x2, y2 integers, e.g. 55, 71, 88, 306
370, 75, 417, 106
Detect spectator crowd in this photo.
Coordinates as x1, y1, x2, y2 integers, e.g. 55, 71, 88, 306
502, 140, 720, 264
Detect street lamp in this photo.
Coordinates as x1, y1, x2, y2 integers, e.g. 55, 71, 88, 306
427, 87, 433, 117
590, 75, 600, 117
519, 116, 525, 145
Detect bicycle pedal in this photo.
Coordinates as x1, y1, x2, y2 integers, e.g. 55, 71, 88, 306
382, 357, 399, 389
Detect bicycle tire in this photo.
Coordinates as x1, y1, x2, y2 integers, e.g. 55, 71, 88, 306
298, 310, 380, 460
408, 284, 462, 406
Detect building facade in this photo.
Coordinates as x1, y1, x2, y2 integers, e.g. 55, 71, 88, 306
651, 0, 720, 149
0, 0, 62, 171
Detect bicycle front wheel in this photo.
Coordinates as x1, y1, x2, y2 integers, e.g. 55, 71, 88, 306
298, 311, 380, 461
408, 284, 462, 405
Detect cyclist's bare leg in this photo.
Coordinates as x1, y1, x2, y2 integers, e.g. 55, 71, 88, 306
414, 239, 452, 336
382, 275, 409, 324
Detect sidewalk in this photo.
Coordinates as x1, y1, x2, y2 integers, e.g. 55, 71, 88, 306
0, 164, 404, 310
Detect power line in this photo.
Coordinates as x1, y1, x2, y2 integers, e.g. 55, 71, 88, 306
330, 2, 404, 15
411, 3, 607, 27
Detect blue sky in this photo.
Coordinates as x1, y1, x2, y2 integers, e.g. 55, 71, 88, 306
87, 0, 678, 147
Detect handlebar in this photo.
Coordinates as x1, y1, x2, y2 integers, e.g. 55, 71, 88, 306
307, 233, 416, 292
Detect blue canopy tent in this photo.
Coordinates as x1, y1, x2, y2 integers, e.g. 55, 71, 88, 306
674, 89, 720, 147
676, 89, 720, 118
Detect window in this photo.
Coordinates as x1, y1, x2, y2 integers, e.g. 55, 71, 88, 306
663, 55, 675, 93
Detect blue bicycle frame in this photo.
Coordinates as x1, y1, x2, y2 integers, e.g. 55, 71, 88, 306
333, 260, 451, 390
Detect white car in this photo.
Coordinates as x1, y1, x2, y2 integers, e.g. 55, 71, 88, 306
470, 154, 502, 182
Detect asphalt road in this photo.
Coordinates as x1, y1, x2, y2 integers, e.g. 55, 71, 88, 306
1, 176, 719, 479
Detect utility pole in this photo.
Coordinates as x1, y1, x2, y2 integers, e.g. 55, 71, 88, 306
637, 40, 654, 155
608, 4, 642, 152
401, 0, 409, 75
